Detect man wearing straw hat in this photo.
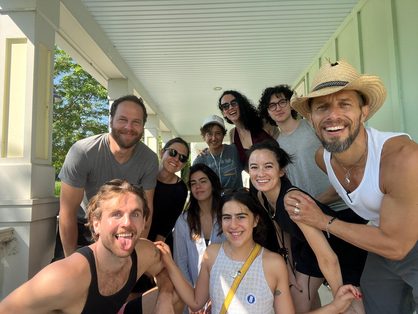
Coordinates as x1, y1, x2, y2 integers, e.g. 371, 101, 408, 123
284, 60, 418, 313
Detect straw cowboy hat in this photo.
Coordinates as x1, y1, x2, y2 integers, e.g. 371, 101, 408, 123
291, 60, 386, 120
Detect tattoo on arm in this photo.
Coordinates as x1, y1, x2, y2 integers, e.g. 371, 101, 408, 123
274, 289, 281, 296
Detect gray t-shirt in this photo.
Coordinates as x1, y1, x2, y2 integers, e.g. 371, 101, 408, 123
193, 144, 243, 191
278, 119, 346, 212
59, 133, 158, 216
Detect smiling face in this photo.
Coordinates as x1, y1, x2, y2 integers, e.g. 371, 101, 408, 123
190, 170, 213, 202
161, 142, 189, 174
309, 90, 369, 153
110, 101, 145, 149
221, 200, 258, 248
220, 93, 241, 123
93, 192, 145, 257
203, 124, 225, 153
248, 148, 285, 195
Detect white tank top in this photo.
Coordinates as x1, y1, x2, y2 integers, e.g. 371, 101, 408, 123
323, 127, 408, 226
209, 245, 274, 314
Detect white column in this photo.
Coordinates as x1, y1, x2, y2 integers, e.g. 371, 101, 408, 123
0, 0, 59, 298
108, 78, 134, 102
160, 131, 174, 147
144, 114, 160, 154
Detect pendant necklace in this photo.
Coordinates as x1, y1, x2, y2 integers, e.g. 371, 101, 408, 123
228, 243, 256, 279
333, 134, 368, 188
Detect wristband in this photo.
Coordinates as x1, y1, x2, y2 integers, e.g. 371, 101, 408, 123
326, 217, 337, 238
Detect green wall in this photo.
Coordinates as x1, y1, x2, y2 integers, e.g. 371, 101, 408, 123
293, 0, 418, 140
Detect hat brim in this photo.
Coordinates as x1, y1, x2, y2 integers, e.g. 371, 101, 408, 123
202, 121, 226, 131
291, 75, 386, 121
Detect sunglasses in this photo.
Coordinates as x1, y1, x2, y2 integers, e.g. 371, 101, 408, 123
164, 148, 188, 163
219, 99, 239, 111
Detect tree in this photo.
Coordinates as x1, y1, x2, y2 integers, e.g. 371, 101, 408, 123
53, 48, 109, 176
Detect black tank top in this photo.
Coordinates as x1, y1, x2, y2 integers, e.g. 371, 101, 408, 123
79, 246, 138, 314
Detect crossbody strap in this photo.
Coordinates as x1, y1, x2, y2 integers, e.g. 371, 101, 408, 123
219, 243, 261, 314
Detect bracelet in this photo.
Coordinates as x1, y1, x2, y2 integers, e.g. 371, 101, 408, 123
326, 217, 337, 238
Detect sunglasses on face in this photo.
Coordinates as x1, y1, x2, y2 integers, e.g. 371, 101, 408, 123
164, 148, 188, 163
268, 99, 289, 111
219, 99, 239, 111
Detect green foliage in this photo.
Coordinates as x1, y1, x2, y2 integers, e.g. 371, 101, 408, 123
54, 181, 61, 197
53, 48, 109, 175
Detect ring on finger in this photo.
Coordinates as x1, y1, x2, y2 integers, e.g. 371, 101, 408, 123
294, 207, 300, 214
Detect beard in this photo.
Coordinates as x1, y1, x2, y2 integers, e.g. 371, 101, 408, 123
110, 127, 142, 149
316, 118, 361, 153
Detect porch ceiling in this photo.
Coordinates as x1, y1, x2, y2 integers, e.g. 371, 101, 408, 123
77, 0, 359, 140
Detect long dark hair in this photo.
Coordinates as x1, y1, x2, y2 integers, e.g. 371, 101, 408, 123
218, 90, 263, 132
185, 163, 222, 240
218, 189, 268, 247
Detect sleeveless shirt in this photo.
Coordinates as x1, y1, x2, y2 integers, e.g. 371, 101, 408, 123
323, 127, 408, 226
209, 245, 274, 314
79, 246, 138, 314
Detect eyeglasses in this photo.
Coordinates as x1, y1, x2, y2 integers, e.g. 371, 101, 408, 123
164, 148, 188, 163
219, 99, 239, 111
268, 99, 288, 111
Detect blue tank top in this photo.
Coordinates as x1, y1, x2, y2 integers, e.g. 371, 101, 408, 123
79, 246, 137, 314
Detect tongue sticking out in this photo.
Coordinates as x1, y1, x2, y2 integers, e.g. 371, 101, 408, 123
117, 236, 133, 251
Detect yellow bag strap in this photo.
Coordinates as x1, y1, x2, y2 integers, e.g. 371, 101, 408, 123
219, 243, 261, 314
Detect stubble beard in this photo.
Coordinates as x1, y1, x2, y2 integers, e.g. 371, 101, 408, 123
111, 128, 142, 149
316, 119, 361, 153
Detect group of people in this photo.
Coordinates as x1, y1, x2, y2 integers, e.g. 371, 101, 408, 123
0, 60, 417, 314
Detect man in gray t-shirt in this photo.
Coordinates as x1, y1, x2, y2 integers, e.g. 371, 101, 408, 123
55, 95, 158, 259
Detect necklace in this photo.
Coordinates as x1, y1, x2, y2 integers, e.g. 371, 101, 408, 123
227, 243, 256, 279
333, 135, 368, 187
209, 147, 224, 180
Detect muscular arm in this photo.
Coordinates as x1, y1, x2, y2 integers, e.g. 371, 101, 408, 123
141, 189, 155, 238
59, 182, 85, 257
0, 256, 88, 313
294, 140, 418, 260
327, 182, 418, 260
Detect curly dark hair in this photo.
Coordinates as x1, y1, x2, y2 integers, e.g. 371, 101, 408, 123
185, 163, 222, 240
218, 90, 263, 132
258, 85, 298, 126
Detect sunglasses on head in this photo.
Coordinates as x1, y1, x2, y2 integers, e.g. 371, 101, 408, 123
219, 99, 239, 111
164, 148, 188, 163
